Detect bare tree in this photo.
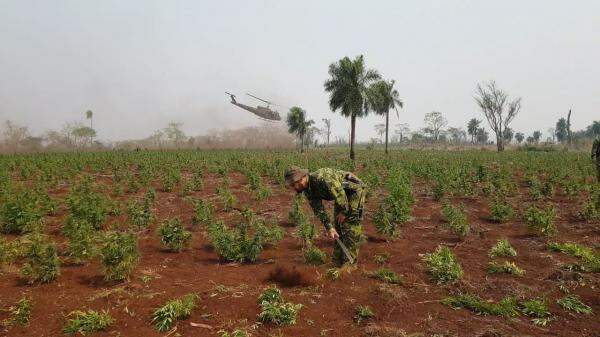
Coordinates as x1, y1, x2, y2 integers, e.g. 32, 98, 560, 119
423, 111, 447, 141
374, 123, 386, 143
474, 81, 521, 152
1, 120, 30, 153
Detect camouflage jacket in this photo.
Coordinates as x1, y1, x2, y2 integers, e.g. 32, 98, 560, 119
303, 168, 365, 230
593, 139, 600, 160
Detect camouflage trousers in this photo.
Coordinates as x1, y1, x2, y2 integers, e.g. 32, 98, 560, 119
332, 188, 367, 265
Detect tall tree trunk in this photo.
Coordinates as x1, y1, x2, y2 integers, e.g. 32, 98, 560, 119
350, 114, 356, 160
497, 135, 504, 152
300, 133, 304, 153
385, 111, 389, 154
567, 109, 572, 147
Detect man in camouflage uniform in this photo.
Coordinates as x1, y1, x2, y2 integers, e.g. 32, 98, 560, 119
285, 166, 367, 265
593, 138, 600, 182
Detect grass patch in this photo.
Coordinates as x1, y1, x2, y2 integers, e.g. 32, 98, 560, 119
3, 297, 32, 327
367, 267, 402, 285
442, 293, 519, 317
63, 310, 114, 335
441, 203, 470, 238
556, 295, 592, 314
354, 305, 375, 324
548, 242, 600, 273
487, 261, 525, 276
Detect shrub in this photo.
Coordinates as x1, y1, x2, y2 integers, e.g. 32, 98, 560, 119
0, 190, 44, 234
63, 310, 114, 335
66, 181, 110, 230
303, 246, 327, 265
190, 198, 214, 228
373, 205, 399, 238
556, 295, 592, 314
152, 293, 199, 332
423, 246, 463, 284
207, 221, 262, 263
126, 195, 154, 229
288, 195, 307, 227
216, 186, 237, 211
489, 197, 514, 222
100, 231, 140, 281
368, 267, 402, 284
158, 218, 192, 252
487, 261, 524, 276
354, 305, 375, 324
489, 238, 517, 258
578, 186, 599, 221
21, 234, 60, 284
257, 286, 302, 326
253, 219, 284, 247
63, 219, 98, 264
524, 205, 556, 236
441, 203, 470, 238
3, 297, 32, 326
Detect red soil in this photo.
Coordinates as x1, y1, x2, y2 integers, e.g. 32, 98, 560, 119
0, 172, 598, 337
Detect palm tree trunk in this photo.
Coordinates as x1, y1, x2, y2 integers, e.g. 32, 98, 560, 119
350, 114, 356, 160
385, 111, 389, 154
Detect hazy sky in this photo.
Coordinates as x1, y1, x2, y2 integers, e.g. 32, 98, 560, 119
1, 1, 598, 142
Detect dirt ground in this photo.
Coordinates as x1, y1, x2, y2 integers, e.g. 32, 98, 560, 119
1, 171, 599, 337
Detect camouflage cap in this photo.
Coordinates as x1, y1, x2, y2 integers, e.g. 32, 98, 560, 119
284, 166, 308, 186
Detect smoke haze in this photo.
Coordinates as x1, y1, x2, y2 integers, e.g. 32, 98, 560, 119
1, 1, 599, 143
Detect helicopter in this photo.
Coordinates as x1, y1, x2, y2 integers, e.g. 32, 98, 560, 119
225, 92, 282, 121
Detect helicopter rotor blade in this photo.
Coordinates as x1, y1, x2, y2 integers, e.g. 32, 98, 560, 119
246, 93, 272, 105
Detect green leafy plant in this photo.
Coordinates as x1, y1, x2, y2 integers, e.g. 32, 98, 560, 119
578, 186, 599, 221
100, 231, 140, 281
520, 298, 551, 326
3, 297, 33, 326
63, 219, 98, 264
489, 238, 517, 258
303, 246, 327, 265
368, 267, 402, 284
373, 205, 399, 238
441, 203, 470, 238
190, 198, 214, 228
66, 180, 111, 230
524, 205, 556, 236
257, 286, 302, 326
556, 295, 592, 314
442, 293, 519, 317
487, 261, 524, 276
489, 197, 514, 222
354, 305, 375, 324
126, 194, 154, 229
423, 246, 463, 284
152, 293, 199, 332
207, 221, 262, 263
158, 218, 192, 252
373, 253, 390, 265
21, 233, 60, 284
0, 189, 44, 234
288, 195, 307, 227
216, 186, 237, 211
219, 329, 249, 337
547, 242, 599, 273
63, 310, 114, 335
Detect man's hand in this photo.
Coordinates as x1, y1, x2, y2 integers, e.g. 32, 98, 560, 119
328, 228, 339, 240
335, 213, 346, 224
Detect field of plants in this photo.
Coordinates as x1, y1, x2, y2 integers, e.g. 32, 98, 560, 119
0, 149, 598, 337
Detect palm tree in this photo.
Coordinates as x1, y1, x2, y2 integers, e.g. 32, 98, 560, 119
85, 110, 94, 146
467, 118, 481, 144
369, 80, 404, 154
324, 55, 380, 160
286, 106, 314, 153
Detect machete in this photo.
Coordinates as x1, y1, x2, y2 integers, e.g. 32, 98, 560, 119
335, 238, 355, 264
